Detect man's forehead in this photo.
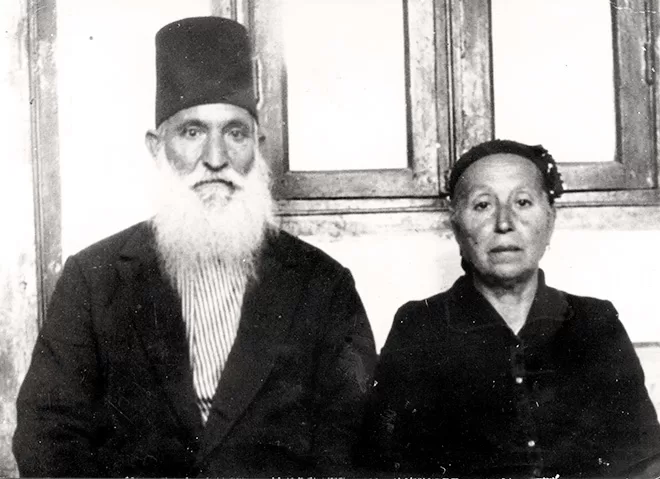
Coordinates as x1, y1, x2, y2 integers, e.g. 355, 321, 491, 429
168, 103, 255, 127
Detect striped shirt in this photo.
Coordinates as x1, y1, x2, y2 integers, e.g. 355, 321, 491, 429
176, 258, 248, 423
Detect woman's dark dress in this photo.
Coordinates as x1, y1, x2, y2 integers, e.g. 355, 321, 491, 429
361, 271, 660, 477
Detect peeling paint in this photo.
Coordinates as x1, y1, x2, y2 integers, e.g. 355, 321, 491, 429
0, 349, 20, 477
2, 0, 39, 476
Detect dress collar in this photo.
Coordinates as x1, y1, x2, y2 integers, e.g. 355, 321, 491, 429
446, 270, 569, 338
518, 270, 570, 344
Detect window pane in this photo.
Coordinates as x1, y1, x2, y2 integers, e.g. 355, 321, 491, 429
282, 0, 408, 171
492, 0, 615, 163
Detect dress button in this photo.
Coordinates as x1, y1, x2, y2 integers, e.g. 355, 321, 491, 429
527, 440, 536, 447
515, 376, 523, 384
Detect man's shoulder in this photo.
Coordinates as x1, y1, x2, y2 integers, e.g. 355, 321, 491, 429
266, 229, 347, 275
71, 221, 153, 266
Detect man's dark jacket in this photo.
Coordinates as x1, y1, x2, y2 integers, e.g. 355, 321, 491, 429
13, 221, 377, 477
359, 272, 660, 478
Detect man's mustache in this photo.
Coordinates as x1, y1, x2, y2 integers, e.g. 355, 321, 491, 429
191, 173, 245, 191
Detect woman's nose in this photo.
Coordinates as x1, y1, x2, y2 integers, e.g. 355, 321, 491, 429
495, 205, 514, 233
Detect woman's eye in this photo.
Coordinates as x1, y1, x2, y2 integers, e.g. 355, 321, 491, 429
474, 201, 490, 211
517, 198, 532, 207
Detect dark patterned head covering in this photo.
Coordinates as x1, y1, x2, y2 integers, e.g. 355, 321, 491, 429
448, 139, 564, 204
154, 17, 257, 127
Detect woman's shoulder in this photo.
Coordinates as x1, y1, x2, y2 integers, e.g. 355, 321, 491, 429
394, 290, 452, 323
562, 290, 616, 312
377, 292, 451, 366
383, 290, 454, 347
560, 290, 619, 322
555, 289, 626, 340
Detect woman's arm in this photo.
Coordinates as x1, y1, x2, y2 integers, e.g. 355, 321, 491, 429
571, 297, 660, 476
357, 301, 432, 474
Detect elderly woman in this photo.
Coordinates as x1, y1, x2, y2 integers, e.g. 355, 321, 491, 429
360, 140, 660, 478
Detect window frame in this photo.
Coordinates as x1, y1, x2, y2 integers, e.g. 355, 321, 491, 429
489, 0, 656, 193
250, 0, 450, 200
216, 0, 660, 210
454, 0, 658, 201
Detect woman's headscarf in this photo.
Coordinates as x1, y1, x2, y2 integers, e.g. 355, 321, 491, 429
447, 139, 564, 205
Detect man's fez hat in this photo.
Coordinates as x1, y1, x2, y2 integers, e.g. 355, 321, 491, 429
155, 16, 257, 127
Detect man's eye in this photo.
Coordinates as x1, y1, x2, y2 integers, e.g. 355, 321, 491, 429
227, 128, 248, 141
182, 127, 202, 138
517, 198, 532, 207
474, 201, 490, 211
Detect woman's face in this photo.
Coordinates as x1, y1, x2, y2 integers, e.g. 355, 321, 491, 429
450, 153, 556, 285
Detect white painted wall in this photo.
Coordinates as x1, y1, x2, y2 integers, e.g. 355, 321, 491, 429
1, 1, 39, 476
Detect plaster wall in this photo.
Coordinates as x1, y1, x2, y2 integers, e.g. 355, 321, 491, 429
0, 2, 40, 476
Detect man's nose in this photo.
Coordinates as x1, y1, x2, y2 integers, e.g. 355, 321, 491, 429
495, 205, 514, 233
201, 135, 229, 172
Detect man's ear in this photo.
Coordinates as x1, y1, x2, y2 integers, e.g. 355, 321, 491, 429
145, 130, 160, 159
255, 122, 266, 148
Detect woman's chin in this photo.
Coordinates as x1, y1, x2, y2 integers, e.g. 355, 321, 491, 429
477, 264, 538, 286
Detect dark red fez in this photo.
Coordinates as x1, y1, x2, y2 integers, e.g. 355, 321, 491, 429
155, 16, 257, 127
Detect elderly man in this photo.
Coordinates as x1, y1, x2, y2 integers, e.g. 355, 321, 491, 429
14, 17, 377, 477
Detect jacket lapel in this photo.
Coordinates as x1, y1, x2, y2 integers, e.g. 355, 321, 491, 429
116, 223, 203, 438
199, 234, 305, 459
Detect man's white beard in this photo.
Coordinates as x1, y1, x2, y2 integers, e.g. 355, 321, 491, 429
151, 148, 276, 285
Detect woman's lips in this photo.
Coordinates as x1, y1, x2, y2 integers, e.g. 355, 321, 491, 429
490, 245, 522, 253
489, 245, 523, 261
